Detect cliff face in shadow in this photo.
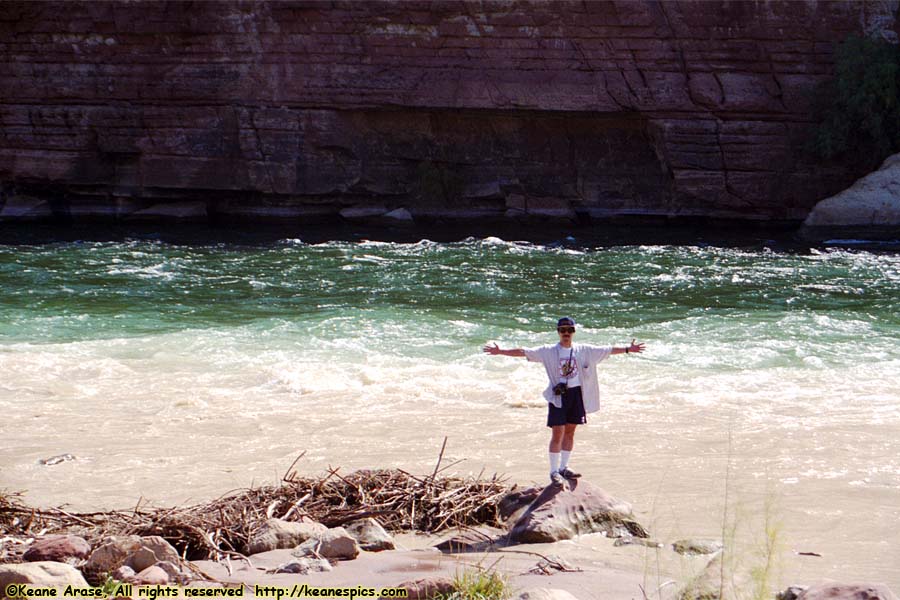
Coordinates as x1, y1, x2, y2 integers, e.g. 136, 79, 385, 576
1, 1, 897, 223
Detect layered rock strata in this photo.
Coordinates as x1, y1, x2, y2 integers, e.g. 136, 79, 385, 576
1, 1, 897, 223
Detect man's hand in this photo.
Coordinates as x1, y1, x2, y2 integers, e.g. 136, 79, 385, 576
483, 344, 525, 357
628, 338, 646, 354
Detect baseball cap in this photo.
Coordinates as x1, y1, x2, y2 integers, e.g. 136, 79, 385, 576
557, 317, 576, 328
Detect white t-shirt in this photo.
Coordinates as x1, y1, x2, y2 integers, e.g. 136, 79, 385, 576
556, 346, 581, 388
523, 343, 613, 412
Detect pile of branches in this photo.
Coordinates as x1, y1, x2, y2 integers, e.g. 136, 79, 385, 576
0, 463, 512, 563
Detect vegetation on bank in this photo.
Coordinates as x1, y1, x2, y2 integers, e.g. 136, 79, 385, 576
809, 35, 900, 170
440, 567, 512, 600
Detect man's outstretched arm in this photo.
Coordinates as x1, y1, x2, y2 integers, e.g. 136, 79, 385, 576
483, 343, 526, 357
611, 338, 646, 355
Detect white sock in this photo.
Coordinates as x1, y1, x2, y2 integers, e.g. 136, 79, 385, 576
560, 450, 571, 470
549, 452, 560, 475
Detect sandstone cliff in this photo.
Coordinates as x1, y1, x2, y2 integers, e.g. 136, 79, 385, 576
1, 1, 897, 223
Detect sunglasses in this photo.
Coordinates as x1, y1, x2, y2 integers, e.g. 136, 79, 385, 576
557, 327, 575, 334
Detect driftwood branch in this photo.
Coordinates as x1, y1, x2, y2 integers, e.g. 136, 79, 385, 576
0, 467, 510, 564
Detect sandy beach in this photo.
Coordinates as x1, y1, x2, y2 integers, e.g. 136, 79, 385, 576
3, 467, 874, 600
191, 532, 691, 600
0, 496, 713, 600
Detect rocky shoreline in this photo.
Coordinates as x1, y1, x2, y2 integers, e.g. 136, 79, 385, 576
0, 186, 809, 228
1, 470, 896, 600
3, 151, 899, 240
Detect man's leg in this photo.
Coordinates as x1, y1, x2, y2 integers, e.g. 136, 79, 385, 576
549, 425, 565, 476
559, 424, 581, 478
562, 424, 577, 451
547, 397, 571, 486
559, 386, 585, 479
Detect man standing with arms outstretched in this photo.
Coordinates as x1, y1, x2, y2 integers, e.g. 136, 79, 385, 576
483, 317, 645, 487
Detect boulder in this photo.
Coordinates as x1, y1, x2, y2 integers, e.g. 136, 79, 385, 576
124, 537, 179, 572
128, 547, 161, 573
506, 480, 648, 544
84, 535, 143, 579
247, 518, 328, 555
344, 518, 395, 552
797, 583, 898, 600
526, 556, 580, 576
515, 589, 580, 600
271, 558, 333, 574
383, 207, 414, 222
124, 538, 178, 572
23, 535, 91, 563
434, 526, 505, 553
340, 205, 388, 220
127, 201, 208, 221
523, 197, 577, 220
678, 553, 754, 600
0, 196, 53, 220
389, 577, 454, 600
672, 539, 724, 556
0, 561, 88, 590
153, 561, 190, 585
83, 535, 179, 584
294, 527, 360, 561
802, 153, 900, 232
131, 565, 169, 586
778, 586, 809, 600
111, 566, 136, 582
613, 536, 664, 549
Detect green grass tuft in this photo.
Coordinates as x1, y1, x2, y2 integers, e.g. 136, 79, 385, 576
439, 567, 512, 600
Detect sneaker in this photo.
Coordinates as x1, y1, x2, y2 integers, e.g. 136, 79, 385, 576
558, 467, 581, 479
550, 471, 565, 487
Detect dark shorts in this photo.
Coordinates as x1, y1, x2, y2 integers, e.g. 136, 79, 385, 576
547, 386, 587, 427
